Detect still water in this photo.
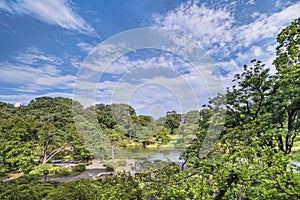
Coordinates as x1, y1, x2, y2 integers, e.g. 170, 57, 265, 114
120, 146, 184, 162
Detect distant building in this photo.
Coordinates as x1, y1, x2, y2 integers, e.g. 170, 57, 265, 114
166, 110, 177, 116
15, 102, 24, 108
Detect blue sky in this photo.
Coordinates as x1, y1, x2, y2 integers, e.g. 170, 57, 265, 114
0, 0, 299, 118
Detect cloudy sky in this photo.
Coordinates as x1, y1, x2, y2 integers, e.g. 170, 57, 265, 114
0, 0, 299, 118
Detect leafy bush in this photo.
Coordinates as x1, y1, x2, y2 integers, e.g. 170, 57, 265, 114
29, 164, 73, 177
29, 164, 61, 176
116, 160, 127, 167
103, 160, 127, 172
59, 168, 70, 176
103, 161, 116, 172
0, 174, 57, 200
73, 163, 86, 172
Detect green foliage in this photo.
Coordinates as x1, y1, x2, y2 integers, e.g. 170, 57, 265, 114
59, 168, 71, 177
95, 104, 117, 129
136, 115, 153, 126
164, 114, 181, 134
292, 150, 300, 162
272, 17, 300, 154
103, 160, 127, 172
25, 97, 74, 131
29, 164, 62, 176
116, 159, 127, 167
103, 161, 117, 172
73, 163, 86, 173
0, 174, 57, 200
1, 158, 300, 200
0, 97, 92, 174
180, 18, 300, 199
0, 116, 38, 172
274, 17, 300, 70
155, 127, 171, 143
44, 175, 143, 200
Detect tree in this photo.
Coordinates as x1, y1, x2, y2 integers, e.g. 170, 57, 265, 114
26, 97, 75, 131
272, 17, 300, 154
164, 114, 181, 134
37, 122, 69, 165
0, 97, 94, 173
66, 123, 93, 162
94, 104, 117, 129
274, 18, 300, 70
180, 19, 300, 198
154, 127, 171, 143
0, 116, 38, 172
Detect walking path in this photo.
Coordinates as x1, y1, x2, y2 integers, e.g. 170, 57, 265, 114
49, 160, 112, 182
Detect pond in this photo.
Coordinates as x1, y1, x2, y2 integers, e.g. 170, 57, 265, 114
120, 146, 184, 162
291, 160, 300, 170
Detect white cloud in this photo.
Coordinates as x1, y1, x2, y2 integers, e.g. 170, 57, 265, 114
275, 0, 282, 8
43, 64, 61, 76
77, 42, 95, 52
153, 1, 300, 84
69, 57, 82, 68
0, 0, 12, 12
0, 92, 73, 105
0, 0, 97, 36
0, 48, 76, 93
0, 62, 75, 92
84, 51, 226, 117
100, 69, 224, 115
4, 0, 297, 116
154, 3, 235, 57
85, 0, 298, 116
236, 2, 300, 47
0, 94, 34, 105
247, 0, 256, 5
251, 46, 263, 57
154, 1, 300, 57
13, 47, 63, 66
70, 1, 300, 116
108, 54, 182, 75
0, 63, 39, 84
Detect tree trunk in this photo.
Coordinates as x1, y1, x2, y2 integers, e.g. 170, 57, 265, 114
212, 172, 238, 200
111, 144, 115, 160
41, 143, 67, 164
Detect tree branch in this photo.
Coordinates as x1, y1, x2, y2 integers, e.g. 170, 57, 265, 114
42, 143, 68, 164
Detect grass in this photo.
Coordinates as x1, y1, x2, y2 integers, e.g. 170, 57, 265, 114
293, 138, 300, 151
292, 150, 300, 162
291, 136, 300, 162
146, 134, 191, 150
147, 143, 175, 150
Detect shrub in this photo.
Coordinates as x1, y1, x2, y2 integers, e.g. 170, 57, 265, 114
58, 168, 70, 177
73, 163, 86, 173
116, 160, 127, 167
29, 164, 61, 176
104, 161, 116, 172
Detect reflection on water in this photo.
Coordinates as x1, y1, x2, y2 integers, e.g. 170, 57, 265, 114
122, 146, 184, 162
291, 160, 300, 171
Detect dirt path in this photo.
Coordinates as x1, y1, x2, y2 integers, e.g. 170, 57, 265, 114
48, 159, 173, 182
49, 160, 112, 182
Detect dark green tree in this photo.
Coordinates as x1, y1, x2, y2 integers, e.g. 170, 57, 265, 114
272, 17, 300, 154
164, 114, 181, 134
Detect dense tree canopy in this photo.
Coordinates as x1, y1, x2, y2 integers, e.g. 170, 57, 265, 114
0, 97, 93, 174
